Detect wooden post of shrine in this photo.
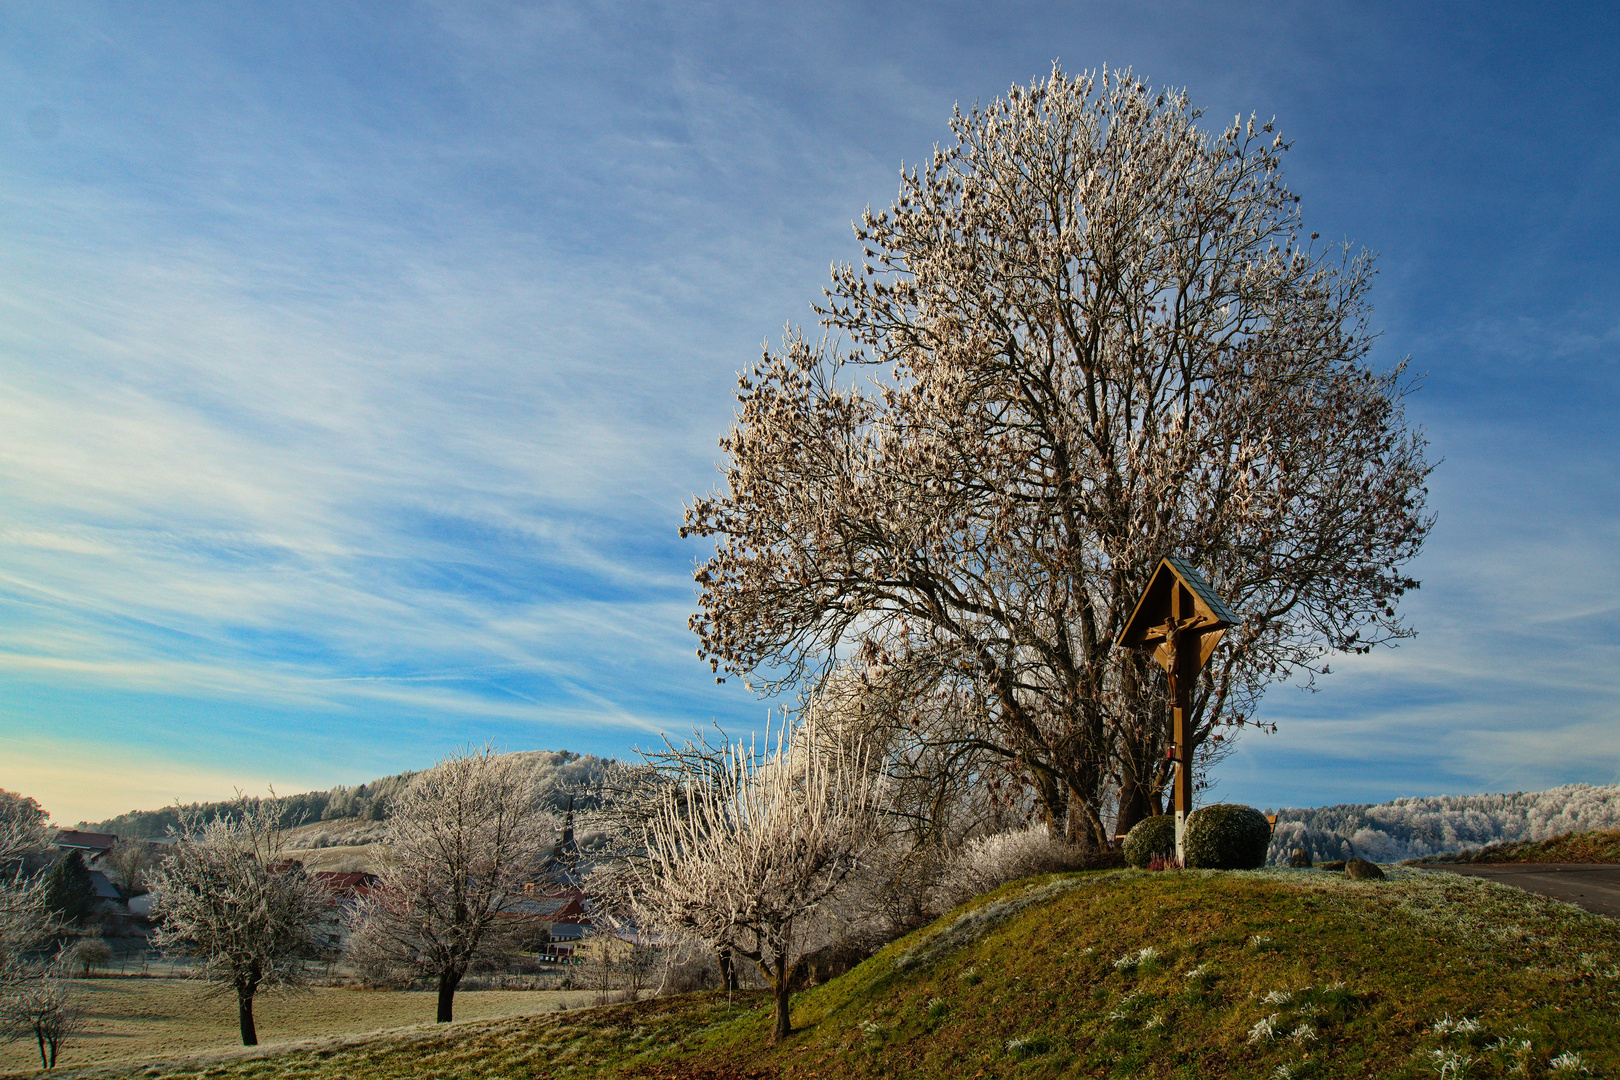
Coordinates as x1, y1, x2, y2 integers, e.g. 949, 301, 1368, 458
1116, 557, 1240, 863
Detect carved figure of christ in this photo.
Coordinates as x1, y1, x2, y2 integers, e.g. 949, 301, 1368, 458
1148, 603, 1213, 860
1115, 557, 1239, 862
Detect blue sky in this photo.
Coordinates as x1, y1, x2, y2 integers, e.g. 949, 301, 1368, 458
1, 1, 1616, 825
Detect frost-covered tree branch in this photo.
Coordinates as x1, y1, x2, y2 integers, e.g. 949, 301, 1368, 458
150, 794, 332, 1046
630, 718, 882, 1042
345, 746, 552, 1023
683, 66, 1433, 847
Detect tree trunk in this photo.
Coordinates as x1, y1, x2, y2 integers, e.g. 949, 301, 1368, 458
1115, 699, 1153, 842
1034, 774, 1067, 840
718, 947, 738, 992
35, 1028, 48, 1070
437, 968, 462, 1023
238, 989, 258, 1046
770, 968, 792, 1043
1116, 770, 1151, 842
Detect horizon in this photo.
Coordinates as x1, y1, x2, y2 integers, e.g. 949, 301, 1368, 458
3, 2, 1617, 826
52, 756, 1620, 835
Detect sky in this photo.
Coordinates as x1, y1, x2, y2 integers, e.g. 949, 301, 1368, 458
1, 1, 1616, 826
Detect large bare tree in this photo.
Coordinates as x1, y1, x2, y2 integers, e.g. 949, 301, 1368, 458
631, 720, 880, 1042
0, 790, 51, 951
345, 747, 551, 1023
150, 796, 332, 1046
682, 67, 1432, 848
0, 789, 61, 1058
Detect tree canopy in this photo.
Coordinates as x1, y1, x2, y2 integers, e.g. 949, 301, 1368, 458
149, 797, 331, 1046
345, 747, 552, 1024
683, 67, 1432, 846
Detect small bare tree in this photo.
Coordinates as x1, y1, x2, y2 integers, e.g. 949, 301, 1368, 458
583, 925, 619, 1005
64, 938, 112, 979
149, 796, 332, 1046
102, 841, 157, 897
632, 719, 881, 1043
1, 959, 81, 1069
586, 749, 742, 990
1, 790, 62, 1053
345, 747, 551, 1023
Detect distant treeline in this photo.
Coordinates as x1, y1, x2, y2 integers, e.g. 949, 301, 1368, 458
77, 749, 614, 838
1266, 782, 1620, 865
82, 790, 338, 838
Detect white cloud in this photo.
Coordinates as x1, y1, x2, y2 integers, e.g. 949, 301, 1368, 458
3, 1, 1618, 820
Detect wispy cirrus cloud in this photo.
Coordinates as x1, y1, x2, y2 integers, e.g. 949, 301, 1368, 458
1, 1, 1617, 826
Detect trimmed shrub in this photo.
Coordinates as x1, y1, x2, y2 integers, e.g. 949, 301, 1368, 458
1184, 804, 1271, 870
1122, 815, 1178, 869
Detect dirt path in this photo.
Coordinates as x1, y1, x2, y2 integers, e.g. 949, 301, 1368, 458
1419, 863, 1620, 918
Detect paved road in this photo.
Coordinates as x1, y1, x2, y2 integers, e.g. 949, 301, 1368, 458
1418, 863, 1620, 918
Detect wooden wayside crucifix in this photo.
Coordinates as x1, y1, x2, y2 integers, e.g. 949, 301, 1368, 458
1115, 557, 1240, 862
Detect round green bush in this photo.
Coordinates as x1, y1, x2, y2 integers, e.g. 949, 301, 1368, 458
1183, 804, 1271, 870
1121, 814, 1178, 868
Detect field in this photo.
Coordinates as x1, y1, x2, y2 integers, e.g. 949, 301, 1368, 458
278, 816, 388, 873
0, 979, 596, 1075
11, 866, 1620, 1079
278, 844, 380, 874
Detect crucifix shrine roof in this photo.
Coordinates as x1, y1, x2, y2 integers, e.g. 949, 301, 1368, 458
1115, 556, 1241, 653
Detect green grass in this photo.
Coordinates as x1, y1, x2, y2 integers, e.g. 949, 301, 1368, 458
0, 981, 595, 1074
766, 868, 1620, 1079
0, 993, 767, 1080
19, 868, 1620, 1080
1421, 827, 1620, 865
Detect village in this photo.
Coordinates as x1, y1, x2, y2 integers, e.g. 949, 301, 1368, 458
36, 812, 617, 977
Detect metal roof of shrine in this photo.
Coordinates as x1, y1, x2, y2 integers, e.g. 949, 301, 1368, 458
1115, 556, 1241, 651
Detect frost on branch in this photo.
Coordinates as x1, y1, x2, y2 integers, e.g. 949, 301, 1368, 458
0, 792, 73, 1070
631, 718, 882, 1042
149, 794, 332, 1046
683, 65, 1433, 848
344, 746, 552, 1024
931, 824, 1094, 911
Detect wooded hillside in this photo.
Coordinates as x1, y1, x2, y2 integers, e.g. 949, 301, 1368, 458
1266, 781, 1620, 864
75, 750, 613, 838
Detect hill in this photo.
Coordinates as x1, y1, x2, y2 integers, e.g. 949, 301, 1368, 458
74, 750, 614, 840
1421, 827, 1620, 866
76, 760, 1620, 868
24, 866, 1619, 1079
1266, 781, 1620, 865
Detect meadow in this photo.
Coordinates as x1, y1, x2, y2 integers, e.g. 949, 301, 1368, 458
0, 980, 596, 1076
12, 865, 1618, 1079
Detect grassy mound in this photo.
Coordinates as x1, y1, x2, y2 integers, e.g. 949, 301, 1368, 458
1421, 827, 1620, 865
764, 869, 1620, 1078
24, 869, 1620, 1080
